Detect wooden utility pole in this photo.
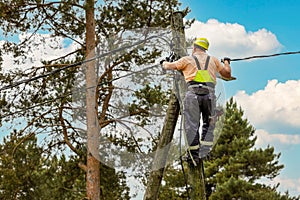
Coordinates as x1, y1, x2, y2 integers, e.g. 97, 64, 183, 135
189, 163, 206, 199
85, 0, 100, 199
143, 11, 207, 200
143, 91, 180, 200
143, 11, 187, 200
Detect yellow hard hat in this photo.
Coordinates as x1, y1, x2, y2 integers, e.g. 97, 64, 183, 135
194, 38, 209, 50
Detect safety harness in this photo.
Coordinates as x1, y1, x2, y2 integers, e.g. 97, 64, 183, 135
187, 55, 215, 94
193, 55, 215, 83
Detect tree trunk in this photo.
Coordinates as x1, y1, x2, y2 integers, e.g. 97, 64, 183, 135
85, 0, 100, 199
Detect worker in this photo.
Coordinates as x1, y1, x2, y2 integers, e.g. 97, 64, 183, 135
161, 38, 232, 165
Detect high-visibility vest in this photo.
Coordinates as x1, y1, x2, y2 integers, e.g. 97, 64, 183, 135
192, 55, 216, 84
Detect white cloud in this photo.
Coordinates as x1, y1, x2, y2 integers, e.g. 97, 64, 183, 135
185, 19, 283, 59
234, 79, 300, 129
261, 176, 300, 197
255, 129, 300, 147
277, 177, 300, 196
256, 129, 300, 197
1, 33, 80, 71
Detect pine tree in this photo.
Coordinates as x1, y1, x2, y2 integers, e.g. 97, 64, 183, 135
0, 131, 44, 199
0, 131, 130, 199
157, 98, 299, 200
205, 98, 289, 199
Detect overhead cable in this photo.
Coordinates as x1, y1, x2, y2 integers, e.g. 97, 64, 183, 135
231, 50, 300, 61
0, 31, 171, 92
1, 45, 300, 92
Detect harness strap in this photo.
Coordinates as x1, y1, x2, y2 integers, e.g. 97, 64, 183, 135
204, 56, 210, 70
192, 55, 211, 70
193, 55, 201, 70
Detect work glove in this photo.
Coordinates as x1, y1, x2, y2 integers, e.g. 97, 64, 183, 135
221, 57, 231, 64
160, 52, 178, 64
168, 52, 177, 62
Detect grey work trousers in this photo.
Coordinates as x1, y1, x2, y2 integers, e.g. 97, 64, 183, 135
183, 90, 216, 155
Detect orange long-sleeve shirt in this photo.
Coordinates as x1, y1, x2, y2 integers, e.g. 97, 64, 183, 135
163, 51, 226, 83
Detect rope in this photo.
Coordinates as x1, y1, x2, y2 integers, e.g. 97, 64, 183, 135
231, 50, 300, 61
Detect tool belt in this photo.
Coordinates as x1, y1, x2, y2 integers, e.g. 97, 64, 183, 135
187, 81, 215, 95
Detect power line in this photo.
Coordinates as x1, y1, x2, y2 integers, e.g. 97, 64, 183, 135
0, 31, 171, 92
0, 62, 83, 91
231, 50, 300, 61
2, 42, 300, 92
0, 93, 71, 119
7, 49, 299, 124
0, 63, 165, 119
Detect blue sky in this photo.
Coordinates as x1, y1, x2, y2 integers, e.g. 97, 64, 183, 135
1, 0, 300, 198
181, 0, 300, 196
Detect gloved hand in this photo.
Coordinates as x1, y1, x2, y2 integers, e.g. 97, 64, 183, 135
168, 52, 177, 62
221, 57, 231, 64
160, 52, 178, 65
